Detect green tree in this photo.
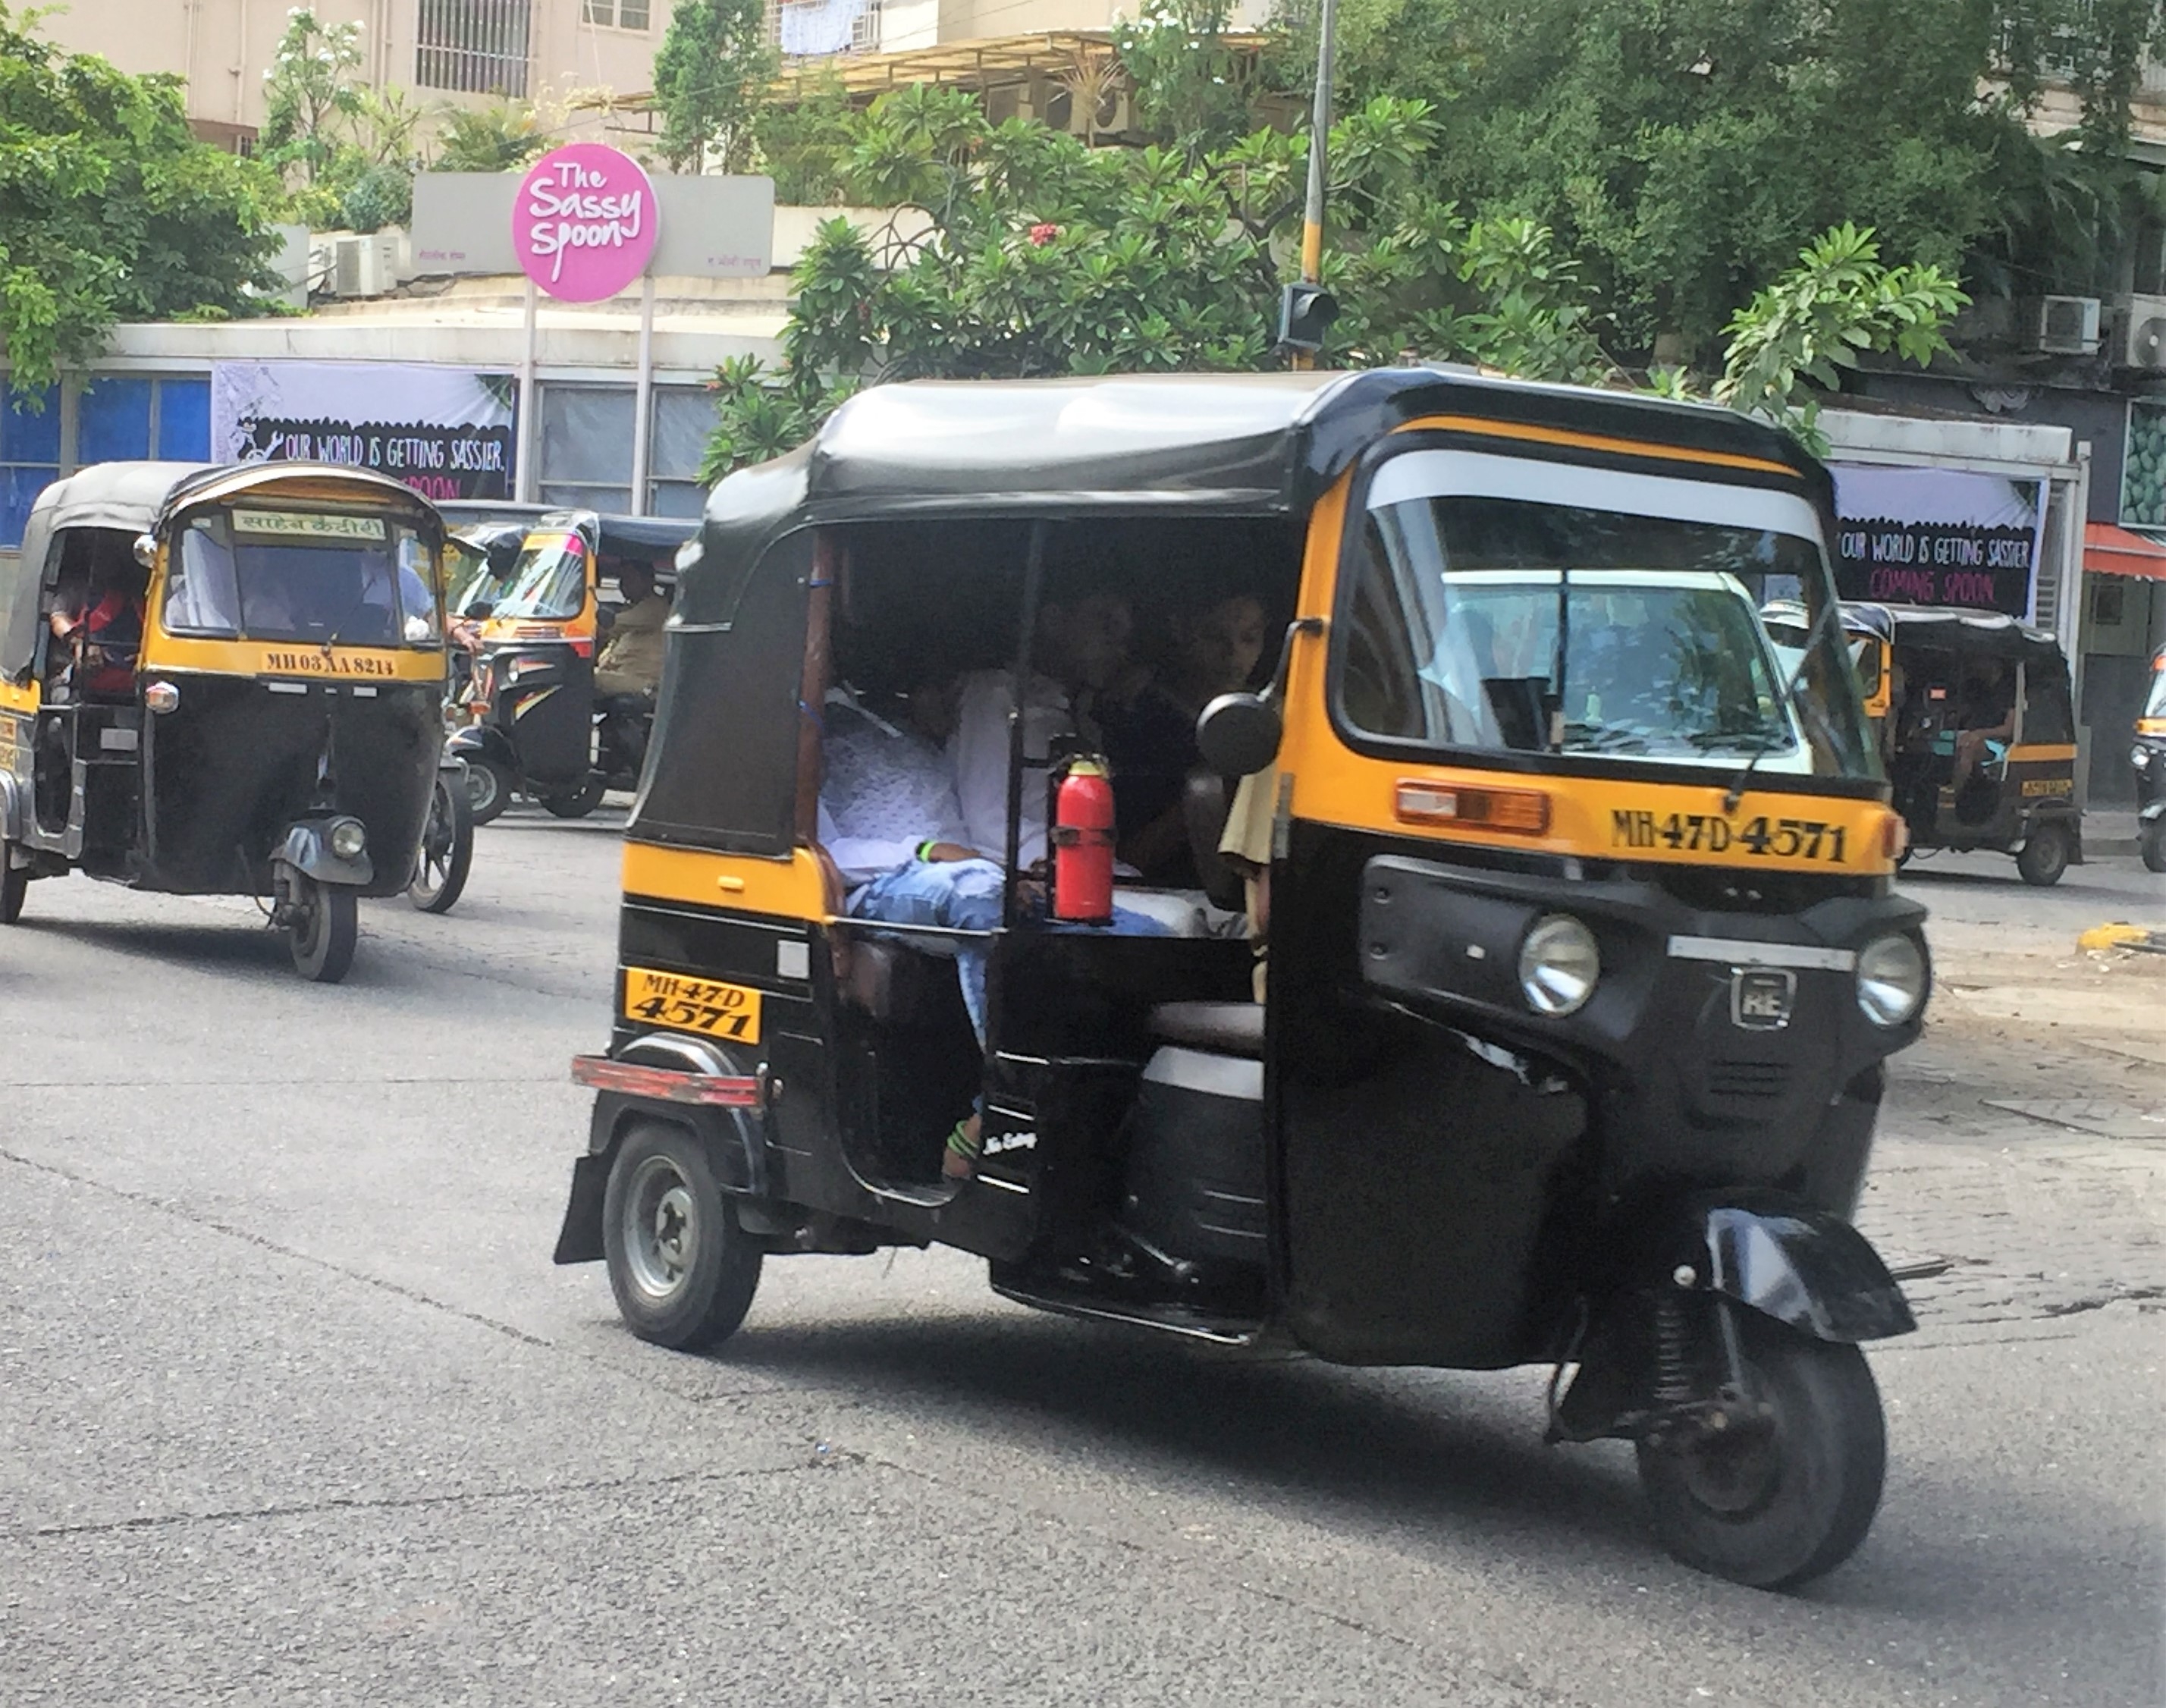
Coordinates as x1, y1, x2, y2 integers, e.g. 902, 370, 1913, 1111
702, 92, 1615, 476
652, 0, 777, 173
1711, 224, 1967, 447
0, 2, 280, 390
1285, 0, 2035, 359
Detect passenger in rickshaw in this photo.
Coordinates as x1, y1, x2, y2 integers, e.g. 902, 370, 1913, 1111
47, 545, 145, 700
1100, 582, 1270, 886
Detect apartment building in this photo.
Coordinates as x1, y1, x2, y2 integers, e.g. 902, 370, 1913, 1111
36, 0, 678, 149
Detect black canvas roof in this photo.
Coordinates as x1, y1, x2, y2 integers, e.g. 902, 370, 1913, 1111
676, 366, 1827, 626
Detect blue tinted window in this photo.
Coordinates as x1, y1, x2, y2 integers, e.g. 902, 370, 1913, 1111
0, 383, 61, 547
158, 378, 211, 460
1, 384, 61, 463
79, 377, 155, 463
0, 466, 55, 550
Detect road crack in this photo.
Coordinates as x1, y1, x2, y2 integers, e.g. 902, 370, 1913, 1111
8, 1461, 821, 1543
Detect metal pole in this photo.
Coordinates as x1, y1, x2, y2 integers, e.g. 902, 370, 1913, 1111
515, 278, 538, 502
629, 273, 657, 515
1290, 0, 1336, 374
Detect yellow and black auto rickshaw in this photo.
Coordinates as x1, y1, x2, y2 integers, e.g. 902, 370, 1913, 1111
2131, 648, 2166, 872
447, 510, 695, 823
551, 371, 1931, 1590
1825, 603, 2078, 886
0, 461, 453, 979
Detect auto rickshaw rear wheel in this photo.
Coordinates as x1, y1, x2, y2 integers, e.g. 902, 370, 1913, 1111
1635, 1312, 1885, 1590
287, 878, 359, 984
2016, 822, 2071, 887
602, 1119, 763, 1351
466, 758, 515, 827
0, 842, 25, 925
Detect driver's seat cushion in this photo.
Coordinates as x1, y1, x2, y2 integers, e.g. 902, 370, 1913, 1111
1147, 1001, 1265, 1059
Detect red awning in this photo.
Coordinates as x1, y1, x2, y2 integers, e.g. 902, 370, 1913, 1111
2085, 521, 2166, 579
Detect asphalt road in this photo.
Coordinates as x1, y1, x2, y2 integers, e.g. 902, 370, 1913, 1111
2, 810, 2159, 1707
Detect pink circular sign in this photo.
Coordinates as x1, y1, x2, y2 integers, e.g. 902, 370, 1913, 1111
513, 143, 659, 303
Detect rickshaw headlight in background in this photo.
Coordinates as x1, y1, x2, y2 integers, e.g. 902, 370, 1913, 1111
1518, 914, 1600, 1016
2133, 745, 2151, 771
328, 818, 369, 862
1856, 934, 1926, 1028
143, 681, 180, 714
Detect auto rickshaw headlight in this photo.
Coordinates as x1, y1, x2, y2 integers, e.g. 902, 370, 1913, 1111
2132, 745, 2151, 771
1518, 915, 1599, 1016
328, 818, 368, 861
1856, 933, 1926, 1028
143, 681, 180, 714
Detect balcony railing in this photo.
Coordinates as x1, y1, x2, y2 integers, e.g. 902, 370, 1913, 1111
766, 0, 881, 58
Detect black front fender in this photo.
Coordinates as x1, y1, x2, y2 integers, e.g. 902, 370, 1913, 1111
1684, 1199, 1915, 1342
447, 724, 518, 771
272, 820, 374, 888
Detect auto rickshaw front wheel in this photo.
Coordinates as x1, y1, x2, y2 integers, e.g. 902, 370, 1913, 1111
287, 878, 359, 984
2141, 819, 2166, 874
466, 758, 515, 827
1636, 1314, 1886, 1590
602, 1120, 763, 1351
2016, 822, 2071, 887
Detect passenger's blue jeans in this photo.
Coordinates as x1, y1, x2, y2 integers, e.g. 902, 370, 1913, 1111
847, 859, 1169, 1047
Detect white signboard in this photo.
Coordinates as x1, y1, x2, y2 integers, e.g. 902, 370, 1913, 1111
212, 362, 516, 502
410, 172, 775, 281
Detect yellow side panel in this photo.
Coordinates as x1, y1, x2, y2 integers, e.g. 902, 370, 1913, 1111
621, 841, 831, 921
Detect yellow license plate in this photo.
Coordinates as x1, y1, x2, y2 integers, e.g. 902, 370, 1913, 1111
621, 967, 762, 1044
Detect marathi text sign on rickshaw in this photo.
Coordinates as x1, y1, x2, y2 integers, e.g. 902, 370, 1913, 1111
1829, 463, 2046, 620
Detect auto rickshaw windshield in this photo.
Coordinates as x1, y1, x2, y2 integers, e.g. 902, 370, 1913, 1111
2146, 655, 2166, 718
493, 531, 587, 620
163, 508, 441, 646
1340, 449, 1879, 778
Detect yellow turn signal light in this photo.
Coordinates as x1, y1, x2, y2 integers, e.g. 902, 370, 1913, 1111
1395, 780, 1551, 835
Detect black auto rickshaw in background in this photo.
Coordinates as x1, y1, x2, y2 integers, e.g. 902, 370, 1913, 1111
1820, 604, 2076, 885
0, 461, 457, 979
2130, 648, 2166, 872
446, 510, 695, 824
552, 370, 1933, 1590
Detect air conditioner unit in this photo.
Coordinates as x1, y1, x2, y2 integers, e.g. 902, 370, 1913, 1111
2027, 294, 2102, 355
2122, 293, 2166, 369
331, 234, 393, 298
1067, 89, 1132, 137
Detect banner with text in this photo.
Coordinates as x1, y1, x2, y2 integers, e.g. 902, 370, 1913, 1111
211, 362, 516, 502
1829, 463, 2045, 620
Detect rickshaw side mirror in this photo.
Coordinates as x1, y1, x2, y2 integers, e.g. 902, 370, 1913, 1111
132, 533, 157, 569
1198, 692, 1282, 778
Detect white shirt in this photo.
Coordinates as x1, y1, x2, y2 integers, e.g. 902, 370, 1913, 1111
947, 669, 1075, 870
816, 689, 974, 893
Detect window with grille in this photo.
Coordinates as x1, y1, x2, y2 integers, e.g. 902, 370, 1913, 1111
583, 0, 653, 28
417, 0, 532, 96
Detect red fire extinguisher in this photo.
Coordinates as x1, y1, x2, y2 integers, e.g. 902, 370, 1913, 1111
1050, 758, 1116, 924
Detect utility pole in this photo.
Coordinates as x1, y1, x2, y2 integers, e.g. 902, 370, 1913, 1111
1283, 0, 1339, 370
